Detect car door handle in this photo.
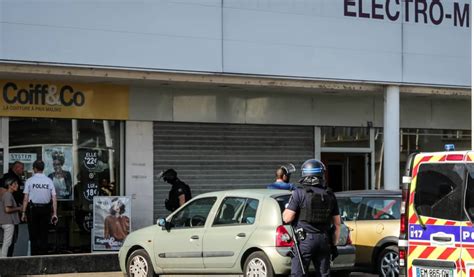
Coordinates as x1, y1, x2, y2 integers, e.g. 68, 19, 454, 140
190, 235, 200, 240
236, 233, 246, 238
433, 236, 452, 242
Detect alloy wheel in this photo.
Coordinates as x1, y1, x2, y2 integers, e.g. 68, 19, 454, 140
380, 250, 399, 277
246, 257, 268, 277
129, 255, 150, 277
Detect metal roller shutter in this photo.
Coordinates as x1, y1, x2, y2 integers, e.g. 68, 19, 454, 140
153, 122, 314, 219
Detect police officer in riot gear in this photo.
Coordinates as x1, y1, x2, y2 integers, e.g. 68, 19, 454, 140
283, 159, 341, 277
161, 169, 192, 212
267, 163, 297, 190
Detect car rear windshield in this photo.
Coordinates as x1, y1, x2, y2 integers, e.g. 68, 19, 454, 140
274, 194, 291, 213
414, 163, 466, 221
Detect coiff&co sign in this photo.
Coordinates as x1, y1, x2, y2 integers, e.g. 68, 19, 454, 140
0, 80, 129, 120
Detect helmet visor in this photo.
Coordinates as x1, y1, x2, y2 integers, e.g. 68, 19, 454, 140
281, 163, 296, 175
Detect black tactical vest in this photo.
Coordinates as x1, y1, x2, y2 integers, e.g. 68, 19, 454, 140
299, 186, 334, 225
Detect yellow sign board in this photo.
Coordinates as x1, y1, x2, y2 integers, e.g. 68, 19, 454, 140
0, 80, 129, 120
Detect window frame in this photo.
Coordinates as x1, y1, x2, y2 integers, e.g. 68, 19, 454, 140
414, 163, 466, 221
212, 196, 259, 227
170, 196, 217, 229
357, 197, 401, 221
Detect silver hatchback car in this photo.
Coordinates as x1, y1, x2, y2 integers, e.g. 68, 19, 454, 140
119, 189, 355, 277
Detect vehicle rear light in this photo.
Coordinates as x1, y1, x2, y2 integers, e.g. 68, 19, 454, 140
400, 188, 408, 235
446, 154, 464, 161
346, 230, 352, 245
400, 213, 406, 234
399, 249, 406, 267
276, 225, 294, 248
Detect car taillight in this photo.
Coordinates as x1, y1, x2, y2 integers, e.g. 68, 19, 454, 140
399, 249, 406, 267
400, 188, 408, 234
346, 230, 352, 245
276, 225, 294, 247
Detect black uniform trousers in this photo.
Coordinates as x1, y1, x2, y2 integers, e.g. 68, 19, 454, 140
291, 232, 331, 277
27, 203, 51, 255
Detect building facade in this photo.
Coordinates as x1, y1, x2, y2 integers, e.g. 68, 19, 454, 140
0, 0, 470, 253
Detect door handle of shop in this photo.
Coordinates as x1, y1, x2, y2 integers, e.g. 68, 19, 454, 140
236, 233, 246, 238
433, 236, 452, 242
190, 235, 199, 240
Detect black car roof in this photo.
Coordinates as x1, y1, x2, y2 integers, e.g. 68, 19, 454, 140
335, 189, 401, 198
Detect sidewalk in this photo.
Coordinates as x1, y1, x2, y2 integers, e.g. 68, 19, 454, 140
28, 274, 123, 277
27, 273, 123, 277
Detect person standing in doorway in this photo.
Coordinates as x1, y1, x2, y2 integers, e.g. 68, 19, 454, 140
267, 163, 297, 190
21, 160, 58, 255
1, 161, 25, 206
0, 178, 22, 257
161, 169, 192, 212
1, 161, 25, 256
283, 159, 341, 277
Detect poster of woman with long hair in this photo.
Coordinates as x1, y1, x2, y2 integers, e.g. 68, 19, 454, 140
92, 196, 131, 251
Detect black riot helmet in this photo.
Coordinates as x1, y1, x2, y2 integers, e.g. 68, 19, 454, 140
300, 159, 326, 186
160, 168, 178, 184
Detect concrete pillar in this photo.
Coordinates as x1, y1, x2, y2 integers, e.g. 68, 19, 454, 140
314, 126, 321, 160
125, 121, 154, 229
383, 86, 400, 190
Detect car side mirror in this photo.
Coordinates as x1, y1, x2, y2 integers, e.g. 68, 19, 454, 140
157, 218, 172, 231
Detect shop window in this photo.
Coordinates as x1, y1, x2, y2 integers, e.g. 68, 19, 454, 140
321, 126, 370, 148
8, 117, 122, 254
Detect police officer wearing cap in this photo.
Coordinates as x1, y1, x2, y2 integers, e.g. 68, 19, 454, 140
283, 159, 341, 277
21, 160, 57, 255
161, 169, 192, 212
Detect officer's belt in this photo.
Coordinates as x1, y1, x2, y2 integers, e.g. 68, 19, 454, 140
29, 203, 50, 208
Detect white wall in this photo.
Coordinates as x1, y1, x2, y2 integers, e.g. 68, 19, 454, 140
400, 97, 471, 129
129, 85, 471, 130
129, 86, 380, 126
0, 0, 470, 87
0, 0, 222, 72
125, 121, 154, 230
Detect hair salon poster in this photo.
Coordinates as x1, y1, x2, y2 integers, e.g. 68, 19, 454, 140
43, 146, 74, 201
92, 196, 131, 251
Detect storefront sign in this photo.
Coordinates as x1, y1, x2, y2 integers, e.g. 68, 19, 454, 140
0, 81, 129, 120
92, 196, 131, 251
344, 0, 470, 28
9, 153, 36, 163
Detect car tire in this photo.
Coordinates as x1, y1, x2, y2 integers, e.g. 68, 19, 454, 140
244, 251, 275, 277
378, 245, 399, 277
127, 249, 156, 277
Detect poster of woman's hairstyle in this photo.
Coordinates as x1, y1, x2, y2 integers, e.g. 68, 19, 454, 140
92, 196, 131, 251
43, 146, 73, 201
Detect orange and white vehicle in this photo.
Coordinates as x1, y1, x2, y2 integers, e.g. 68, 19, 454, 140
399, 145, 474, 277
